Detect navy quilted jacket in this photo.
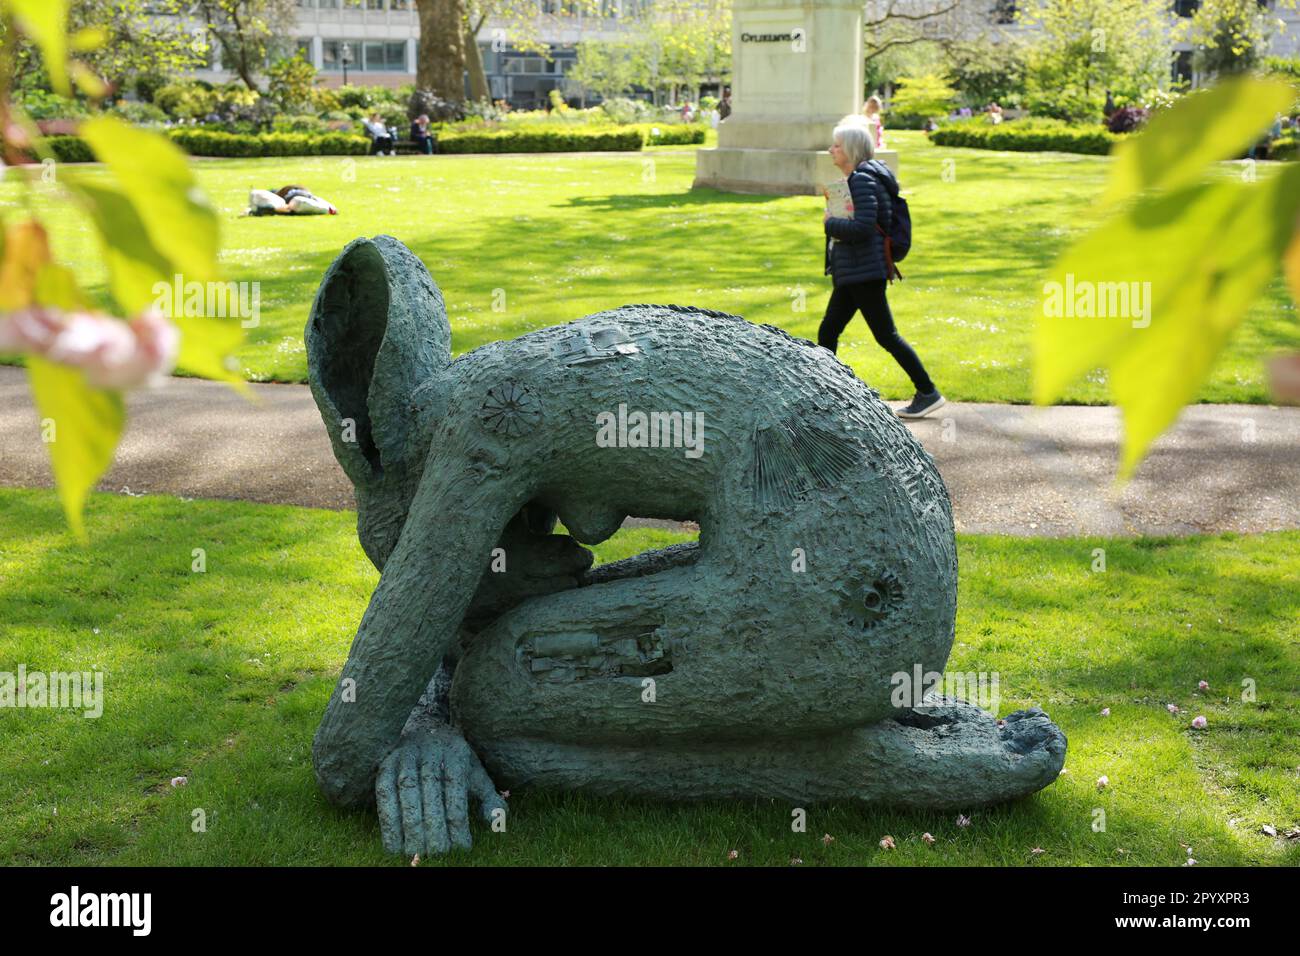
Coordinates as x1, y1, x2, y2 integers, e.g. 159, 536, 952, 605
823, 160, 895, 286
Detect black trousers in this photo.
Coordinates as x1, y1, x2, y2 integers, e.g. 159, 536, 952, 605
818, 279, 936, 394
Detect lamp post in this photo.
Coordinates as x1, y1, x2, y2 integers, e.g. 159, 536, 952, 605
341, 42, 352, 86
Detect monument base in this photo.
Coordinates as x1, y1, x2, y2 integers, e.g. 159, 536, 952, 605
693, 146, 900, 196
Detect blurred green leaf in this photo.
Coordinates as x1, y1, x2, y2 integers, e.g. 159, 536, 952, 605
34, 263, 86, 310
173, 314, 248, 389
70, 61, 108, 98
65, 177, 172, 312
5, 0, 69, 95
1036, 163, 1300, 477
79, 117, 219, 284
69, 25, 106, 52
1104, 77, 1296, 207
69, 119, 241, 380
25, 356, 124, 542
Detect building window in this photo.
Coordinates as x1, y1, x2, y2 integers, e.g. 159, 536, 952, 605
321, 40, 352, 71
362, 40, 407, 70
317, 0, 340, 8
1173, 49, 1194, 84
503, 55, 551, 74
366, 0, 385, 9
296, 38, 312, 60
1174, 0, 1199, 15
390, 0, 411, 8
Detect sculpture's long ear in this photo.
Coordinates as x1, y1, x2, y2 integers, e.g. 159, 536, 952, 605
306, 236, 451, 486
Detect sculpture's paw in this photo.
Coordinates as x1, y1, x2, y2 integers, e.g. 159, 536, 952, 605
872, 698, 1067, 809
374, 725, 506, 856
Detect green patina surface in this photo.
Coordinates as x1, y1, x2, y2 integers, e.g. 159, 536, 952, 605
306, 236, 1065, 856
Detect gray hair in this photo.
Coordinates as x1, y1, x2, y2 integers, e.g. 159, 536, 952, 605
832, 120, 874, 167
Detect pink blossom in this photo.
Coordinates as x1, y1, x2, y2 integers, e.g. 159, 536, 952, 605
1191, 715, 1207, 729
0, 306, 178, 389
169, 776, 187, 788
1198, 680, 1209, 691
1167, 703, 1180, 714
879, 835, 896, 850
727, 849, 739, 860
1100, 707, 1110, 716
1030, 847, 1045, 856
822, 833, 835, 846
921, 832, 936, 846
1096, 775, 1109, 790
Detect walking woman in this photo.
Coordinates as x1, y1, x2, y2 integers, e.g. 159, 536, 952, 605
821, 120, 944, 419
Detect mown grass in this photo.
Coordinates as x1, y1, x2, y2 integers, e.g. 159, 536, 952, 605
0, 487, 1296, 866
1, 131, 1292, 402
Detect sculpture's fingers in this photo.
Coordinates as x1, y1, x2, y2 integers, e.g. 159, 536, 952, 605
442, 743, 473, 851
375, 750, 404, 855
468, 757, 507, 826
419, 746, 451, 855
397, 746, 424, 857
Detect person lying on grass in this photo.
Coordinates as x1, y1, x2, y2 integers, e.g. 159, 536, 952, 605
246, 185, 338, 217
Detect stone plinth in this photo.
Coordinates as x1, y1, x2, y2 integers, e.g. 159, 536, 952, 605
694, 0, 897, 195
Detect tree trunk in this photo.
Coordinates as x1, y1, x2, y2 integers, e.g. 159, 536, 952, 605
416, 0, 468, 102
465, 17, 489, 101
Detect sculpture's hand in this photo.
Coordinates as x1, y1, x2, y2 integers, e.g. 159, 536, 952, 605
374, 725, 506, 856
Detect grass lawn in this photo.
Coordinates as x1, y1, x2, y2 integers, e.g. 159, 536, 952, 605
1, 486, 1296, 866
3, 131, 1293, 402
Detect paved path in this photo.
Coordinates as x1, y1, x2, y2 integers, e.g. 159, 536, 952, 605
0, 366, 1296, 536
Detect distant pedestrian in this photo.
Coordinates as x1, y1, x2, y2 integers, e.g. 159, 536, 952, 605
861, 94, 887, 149
821, 120, 943, 419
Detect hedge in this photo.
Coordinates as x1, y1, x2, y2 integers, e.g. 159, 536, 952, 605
437, 127, 644, 153
38, 135, 94, 163
166, 129, 369, 157
640, 124, 707, 146
930, 123, 1120, 155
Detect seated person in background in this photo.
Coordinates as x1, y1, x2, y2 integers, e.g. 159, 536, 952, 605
410, 114, 434, 155
364, 113, 395, 156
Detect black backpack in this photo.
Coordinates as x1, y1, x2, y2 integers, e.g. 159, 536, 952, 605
861, 160, 912, 277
